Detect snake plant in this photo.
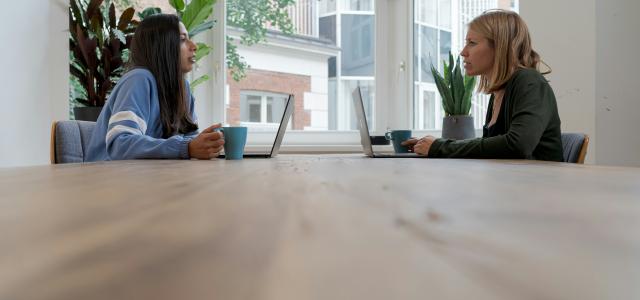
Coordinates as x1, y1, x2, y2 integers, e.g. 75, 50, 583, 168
430, 52, 476, 116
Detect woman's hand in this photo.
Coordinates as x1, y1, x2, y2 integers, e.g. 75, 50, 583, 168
188, 123, 225, 159
401, 136, 436, 156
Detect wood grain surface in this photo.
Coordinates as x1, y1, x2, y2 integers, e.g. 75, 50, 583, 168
1, 155, 639, 300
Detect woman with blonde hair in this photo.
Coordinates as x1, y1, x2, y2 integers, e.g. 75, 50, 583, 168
403, 9, 563, 161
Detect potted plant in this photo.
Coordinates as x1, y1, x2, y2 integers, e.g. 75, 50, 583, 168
431, 52, 477, 140
69, 0, 138, 121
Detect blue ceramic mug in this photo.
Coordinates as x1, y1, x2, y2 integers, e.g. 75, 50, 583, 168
220, 126, 247, 160
385, 130, 412, 153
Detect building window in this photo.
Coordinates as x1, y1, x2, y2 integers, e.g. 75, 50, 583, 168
240, 91, 288, 125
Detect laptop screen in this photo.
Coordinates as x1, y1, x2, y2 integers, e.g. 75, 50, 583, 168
269, 94, 294, 157
351, 87, 375, 156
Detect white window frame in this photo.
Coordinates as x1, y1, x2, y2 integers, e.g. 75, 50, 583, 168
208, 0, 479, 152
239, 90, 288, 127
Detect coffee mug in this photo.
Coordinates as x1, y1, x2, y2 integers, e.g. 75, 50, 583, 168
220, 126, 247, 160
385, 130, 412, 153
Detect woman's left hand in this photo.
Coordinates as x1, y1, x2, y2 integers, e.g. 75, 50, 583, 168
402, 136, 436, 156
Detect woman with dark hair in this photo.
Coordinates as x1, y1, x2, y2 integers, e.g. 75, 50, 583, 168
86, 14, 224, 161
403, 10, 563, 161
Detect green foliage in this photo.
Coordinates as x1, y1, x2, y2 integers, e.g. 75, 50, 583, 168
226, 0, 295, 81
431, 52, 477, 116
69, 0, 138, 107
137, 7, 161, 19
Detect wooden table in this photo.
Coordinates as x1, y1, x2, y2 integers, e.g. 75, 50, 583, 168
1, 155, 639, 300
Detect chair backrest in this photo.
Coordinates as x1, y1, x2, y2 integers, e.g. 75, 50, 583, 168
561, 133, 589, 164
50, 120, 96, 164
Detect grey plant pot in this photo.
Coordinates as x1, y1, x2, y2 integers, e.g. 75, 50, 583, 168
442, 115, 475, 140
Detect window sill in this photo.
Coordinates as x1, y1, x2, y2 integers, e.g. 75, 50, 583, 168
243, 129, 483, 153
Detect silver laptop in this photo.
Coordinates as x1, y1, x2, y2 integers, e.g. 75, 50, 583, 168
220, 94, 294, 159
352, 87, 418, 158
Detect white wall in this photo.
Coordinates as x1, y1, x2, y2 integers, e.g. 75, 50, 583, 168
595, 0, 640, 167
521, 0, 597, 164
523, 0, 640, 166
0, 0, 68, 168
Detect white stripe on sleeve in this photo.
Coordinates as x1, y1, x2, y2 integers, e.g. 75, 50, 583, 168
108, 111, 148, 134
106, 125, 143, 144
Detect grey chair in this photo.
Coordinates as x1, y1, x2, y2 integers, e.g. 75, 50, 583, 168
50, 120, 96, 164
561, 133, 589, 164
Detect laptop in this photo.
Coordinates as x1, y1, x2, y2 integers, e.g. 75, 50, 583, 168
219, 94, 294, 159
352, 87, 418, 158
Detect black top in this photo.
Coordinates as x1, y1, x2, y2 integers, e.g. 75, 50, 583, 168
428, 68, 564, 161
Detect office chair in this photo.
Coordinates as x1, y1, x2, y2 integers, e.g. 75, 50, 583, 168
561, 133, 589, 164
50, 120, 96, 164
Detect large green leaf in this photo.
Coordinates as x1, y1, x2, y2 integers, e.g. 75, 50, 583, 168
462, 75, 476, 115
195, 43, 212, 61
169, 0, 186, 11
452, 56, 465, 115
431, 65, 453, 115
189, 20, 215, 38
182, 0, 215, 32
191, 74, 210, 89
443, 59, 451, 86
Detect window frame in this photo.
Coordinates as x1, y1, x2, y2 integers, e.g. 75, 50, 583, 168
206, 0, 480, 152
239, 90, 289, 125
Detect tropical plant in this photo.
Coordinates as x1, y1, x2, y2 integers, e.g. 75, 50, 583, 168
69, 0, 138, 107
430, 52, 477, 116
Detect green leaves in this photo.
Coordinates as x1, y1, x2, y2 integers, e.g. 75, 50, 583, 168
195, 43, 212, 61
189, 20, 215, 38
137, 7, 161, 20
431, 52, 477, 116
169, 0, 186, 11
69, 0, 137, 108
191, 75, 210, 88
226, 0, 295, 81
181, 0, 215, 33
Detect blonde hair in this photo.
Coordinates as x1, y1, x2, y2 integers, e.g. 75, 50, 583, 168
469, 9, 550, 93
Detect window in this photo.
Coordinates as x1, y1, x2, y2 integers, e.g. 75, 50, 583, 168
207, 0, 518, 147
226, 0, 375, 132
344, 0, 373, 11
239, 91, 288, 128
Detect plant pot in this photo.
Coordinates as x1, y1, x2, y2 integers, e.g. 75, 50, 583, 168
73, 106, 103, 122
442, 115, 475, 140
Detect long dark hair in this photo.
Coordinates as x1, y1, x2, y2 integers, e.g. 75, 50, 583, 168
128, 14, 198, 138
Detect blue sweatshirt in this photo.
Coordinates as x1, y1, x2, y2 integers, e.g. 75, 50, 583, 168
85, 69, 198, 162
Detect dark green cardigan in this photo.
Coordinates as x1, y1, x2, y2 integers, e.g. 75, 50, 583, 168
428, 68, 563, 161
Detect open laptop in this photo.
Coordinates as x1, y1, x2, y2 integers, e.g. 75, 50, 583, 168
352, 87, 418, 158
219, 94, 294, 159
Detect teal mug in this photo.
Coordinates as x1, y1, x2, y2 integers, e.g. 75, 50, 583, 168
385, 130, 412, 153
220, 126, 247, 160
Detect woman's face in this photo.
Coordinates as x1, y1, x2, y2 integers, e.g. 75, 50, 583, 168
179, 22, 197, 74
460, 29, 494, 76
